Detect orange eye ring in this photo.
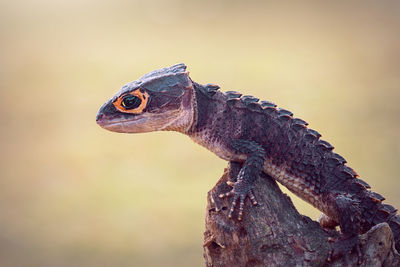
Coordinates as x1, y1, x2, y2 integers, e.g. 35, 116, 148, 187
113, 90, 149, 114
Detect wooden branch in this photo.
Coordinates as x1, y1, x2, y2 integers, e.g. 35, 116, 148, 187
203, 163, 400, 267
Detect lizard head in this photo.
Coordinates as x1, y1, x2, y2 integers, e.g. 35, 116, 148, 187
96, 63, 196, 133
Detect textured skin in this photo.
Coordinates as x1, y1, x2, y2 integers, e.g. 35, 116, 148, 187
97, 64, 400, 257
188, 80, 400, 255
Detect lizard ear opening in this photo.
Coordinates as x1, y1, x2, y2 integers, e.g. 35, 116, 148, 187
113, 90, 149, 114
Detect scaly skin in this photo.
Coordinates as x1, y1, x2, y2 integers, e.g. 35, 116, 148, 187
96, 64, 400, 262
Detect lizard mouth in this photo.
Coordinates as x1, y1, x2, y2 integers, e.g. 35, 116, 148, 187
96, 115, 149, 133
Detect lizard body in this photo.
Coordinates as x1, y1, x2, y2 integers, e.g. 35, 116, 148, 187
96, 64, 400, 261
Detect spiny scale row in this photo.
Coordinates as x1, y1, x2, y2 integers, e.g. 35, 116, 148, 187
362, 193, 400, 240
206, 87, 369, 187
223, 90, 299, 122
224, 90, 340, 157
366, 203, 398, 223
222, 89, 344, 163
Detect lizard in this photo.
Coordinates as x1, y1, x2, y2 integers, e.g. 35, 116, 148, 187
96, 63, 400, 263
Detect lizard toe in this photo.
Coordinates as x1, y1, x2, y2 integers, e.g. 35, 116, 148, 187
248, 191, 258, 206
228, 194, 239, 218
220, 183, 258, 220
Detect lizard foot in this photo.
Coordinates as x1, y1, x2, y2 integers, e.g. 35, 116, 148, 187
327, 234, 362, 266
219, 180, 258, 221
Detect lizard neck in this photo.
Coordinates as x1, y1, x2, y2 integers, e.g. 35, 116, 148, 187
161, 82, 197, 134
189, 82, 225, 133
186, 83, 235, 161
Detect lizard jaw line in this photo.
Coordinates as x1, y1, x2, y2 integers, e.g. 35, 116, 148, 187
97, 117, 149, 133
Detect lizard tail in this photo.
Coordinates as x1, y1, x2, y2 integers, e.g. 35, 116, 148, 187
388, 215, 400, 252
374, 202, 400, 252
361, 190, 400, 252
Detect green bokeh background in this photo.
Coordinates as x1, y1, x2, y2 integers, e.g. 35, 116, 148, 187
1, 1, 400, 266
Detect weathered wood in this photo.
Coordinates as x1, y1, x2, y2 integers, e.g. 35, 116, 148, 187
203, 163, 400, 267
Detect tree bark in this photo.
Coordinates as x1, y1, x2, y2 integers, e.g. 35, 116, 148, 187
203, 163, 400, 267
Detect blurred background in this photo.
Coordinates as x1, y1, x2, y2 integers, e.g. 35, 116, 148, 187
1, 1, 399, 266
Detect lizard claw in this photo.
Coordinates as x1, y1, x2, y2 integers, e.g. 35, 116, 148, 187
219, 180, 258, 220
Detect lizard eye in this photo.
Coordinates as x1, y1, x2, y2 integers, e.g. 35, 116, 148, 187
113, 89, 149, 114
121, 95, 141, 109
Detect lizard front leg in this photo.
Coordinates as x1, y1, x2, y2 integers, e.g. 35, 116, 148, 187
219, 139, 266, 220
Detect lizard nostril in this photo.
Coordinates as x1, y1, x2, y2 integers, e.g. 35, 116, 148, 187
96, 113, 104, 122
